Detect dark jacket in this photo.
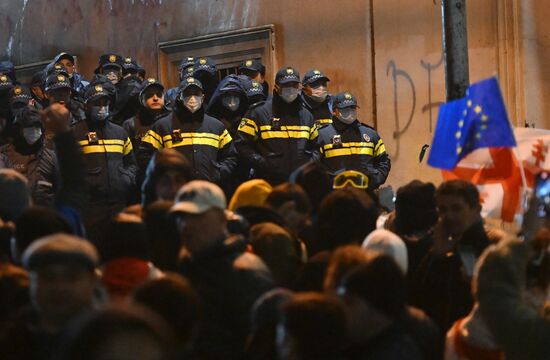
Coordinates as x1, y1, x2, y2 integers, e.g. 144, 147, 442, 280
0, 308, 62, 360
346, 323, 424, 360
411, 221, 490, 333
301, 92, 333, 126
315, 118, 391, 189
122, 106, 170, 155
0, 143, 58, 207
112, 75, 141, 124
208, 75, 253, 194
179, 236, 273, 360
71, 118, 136, 206
235, 95, 318, 185
139, 106, 237, 185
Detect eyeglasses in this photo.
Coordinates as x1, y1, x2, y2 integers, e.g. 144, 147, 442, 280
333, 170, 369, 189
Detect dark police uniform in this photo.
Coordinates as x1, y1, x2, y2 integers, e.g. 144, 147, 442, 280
73, 84, 137, 246
139, 77, 237, 185
315, 92, 390, 189
235, 67, 318, 185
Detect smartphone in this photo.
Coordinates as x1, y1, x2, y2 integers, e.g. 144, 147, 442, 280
535, 171, 550, 217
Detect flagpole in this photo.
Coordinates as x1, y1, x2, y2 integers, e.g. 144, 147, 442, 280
513, 147, 529, 211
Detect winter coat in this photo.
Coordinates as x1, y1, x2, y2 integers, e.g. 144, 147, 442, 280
235, 95, 317, 185
179, 236, 273, 360
0, 143, 58, 207
139, 107, 237, 185
315, 118, 391, 189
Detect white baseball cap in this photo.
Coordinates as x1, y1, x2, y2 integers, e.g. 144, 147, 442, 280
171, 180, 227, 214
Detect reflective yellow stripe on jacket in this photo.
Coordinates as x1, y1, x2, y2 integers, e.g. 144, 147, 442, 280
321, 141, 375, 158
374, 139, 386, 156
142, 130, 164, 150
142, 130, 232, 150
258, 125, 317, 140
238, 118, 259, 137
78, 139, 130, 155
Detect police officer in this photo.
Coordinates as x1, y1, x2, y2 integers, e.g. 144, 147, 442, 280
235, 66, 317, 185
238, 58, 269, 97
53, 52, 89, 95
301, 69, 333, 126
315, 91, 391, 189
8, 85, 36, 114
0, 74, 14, 144
139, 77, 237, 186
0, 107, 57, 206
123, 78, 169, 151
29, 71, 48, 109
207, 74, 249, 136
111, 56, 142, 124
244, 79, 267, 110
94, 53, 124, 86
166, 56, 195, 105
193, 57, 218, 104
72, 84, 137, 245
44, 72, 85, 126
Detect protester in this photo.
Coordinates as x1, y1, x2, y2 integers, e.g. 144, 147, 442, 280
0, 234, 100, 360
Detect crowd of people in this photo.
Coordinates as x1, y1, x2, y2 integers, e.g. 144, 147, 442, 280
0, 52, 549, 360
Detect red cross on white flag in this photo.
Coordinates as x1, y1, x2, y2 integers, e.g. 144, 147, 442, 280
442, 128, 550, 223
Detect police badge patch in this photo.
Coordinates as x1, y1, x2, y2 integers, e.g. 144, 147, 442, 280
363, 134, 371, 142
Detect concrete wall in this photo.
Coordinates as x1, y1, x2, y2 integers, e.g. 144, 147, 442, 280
1, 0, 544, 189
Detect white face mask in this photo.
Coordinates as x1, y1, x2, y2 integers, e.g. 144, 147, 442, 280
183, 95, 203, 113
222, 94, 240, 112
338, 108, 357, 124
279, 87, 299, 103
22, 127, 42, 145
309, 85, 328, 103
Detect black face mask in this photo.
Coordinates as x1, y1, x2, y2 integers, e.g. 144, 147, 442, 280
88, 105, 110, 125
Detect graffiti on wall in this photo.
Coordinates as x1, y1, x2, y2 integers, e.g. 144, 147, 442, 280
385, 52, 445, 161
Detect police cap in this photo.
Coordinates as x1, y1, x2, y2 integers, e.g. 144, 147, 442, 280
95, 53, 123, 74
178, 77, 203, 94
333, 91, 359, 109
179, 56, 195, 71
194, 57, 216, 74
84, 83, 111, 104
9, 85, 32, 106
139, 78, 165, 98
122, 56, 139, 73
44, 73, 72, 93
302, 69, 330, 86
245, 80, 266, 101
238, 59, 265, 76
275, 67, 300, 85
0, 73, 14, 91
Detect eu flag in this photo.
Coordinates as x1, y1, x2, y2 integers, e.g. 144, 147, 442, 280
428, 77, 516, 169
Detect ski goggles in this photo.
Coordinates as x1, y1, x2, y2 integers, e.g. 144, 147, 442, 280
333, 170, 369, 190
